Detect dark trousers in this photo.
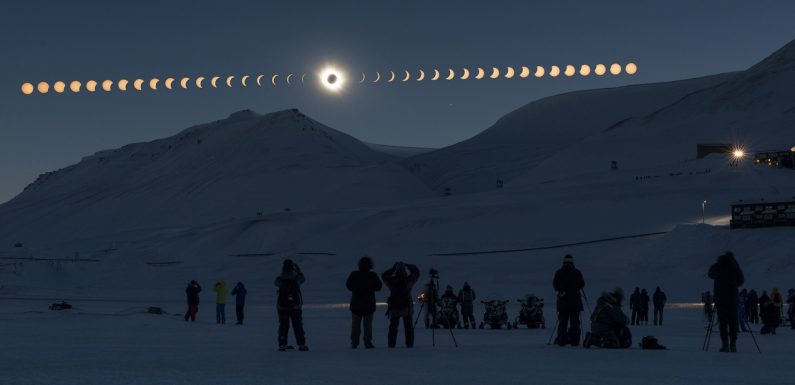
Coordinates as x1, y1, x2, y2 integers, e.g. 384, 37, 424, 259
388, 315, 414, 348
716, 303, 738, 342
351, 313, 374, 346
278, 308, 306, 347
749, 306, 759, 324
461, 303, 475, 327
631, 309, 639, 325
184, 304, 198, 322
216, 304, 226, 324
556, 310, 581, 346
653, 306, 664, 325
235, 304, 245, 324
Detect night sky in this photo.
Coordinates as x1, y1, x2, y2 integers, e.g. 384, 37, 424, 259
2, 0, 795, 203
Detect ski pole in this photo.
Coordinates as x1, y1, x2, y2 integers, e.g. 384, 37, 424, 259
581, 289, 592, 317
547, 317, 559, 345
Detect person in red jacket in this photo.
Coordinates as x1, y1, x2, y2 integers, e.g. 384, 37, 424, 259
382, 261, 420, 348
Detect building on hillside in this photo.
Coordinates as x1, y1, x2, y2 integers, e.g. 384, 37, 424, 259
753, 147, 795, 169
696, 144, 732, 159
730, 200, 795, 229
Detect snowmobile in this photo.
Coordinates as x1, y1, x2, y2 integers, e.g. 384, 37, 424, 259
435, 296, 461, 329
513, 294, 545, 329
479, 299, 511, 329
49, 301, 72, 311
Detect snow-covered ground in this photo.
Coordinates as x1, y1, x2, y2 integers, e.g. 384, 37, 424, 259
2, 297, 791, 385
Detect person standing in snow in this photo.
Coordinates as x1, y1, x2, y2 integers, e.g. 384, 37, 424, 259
346, 256, 382, 349
439, 285, 462, 329
458, 282, 477, 329
786, 288, 795, 330
552, 254, 585, 346
707, 251, 745, 352
422, 274, 440, 329
738, 289, 749, 332
231, 282, 247, 325
639, 288, 651, 325
747, 289, 759, 324
213, 281, 228, 324
652, 286, 667, 326
184, 280, 202, 322
629, 287, 641, 325
382, 261, 420, 348
275, 259, 308, 351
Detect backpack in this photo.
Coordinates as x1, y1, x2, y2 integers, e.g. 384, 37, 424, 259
388, 275, 411, 310
278, 278, 302, 309
640, 335, 667, 350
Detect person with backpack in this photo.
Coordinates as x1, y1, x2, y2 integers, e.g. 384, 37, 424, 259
458, 282, 477, 329
552, 254, 585, 346
231, 282, 247, 325
275, 259, 308, 351
345, 256, 382, 349
652, 286, 667, 326
708, 251, 745, 352
184, 280, 202, 322
639, 288, 650, 325
747, 289, 759, 324
382, 261, 420, 348
584, 288, 630, 349
213, 281, 228, 324
629, 287, 641, 325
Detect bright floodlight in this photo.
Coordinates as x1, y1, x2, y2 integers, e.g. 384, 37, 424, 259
732, 149, 745, 158
319, 66, 344, 92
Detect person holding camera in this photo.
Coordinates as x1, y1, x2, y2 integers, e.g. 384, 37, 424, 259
275, 259, 308, 351
346, 256, 383, 349
382, 261, 420, 348
423, 269, 441, 328
184, 280, 202, 322
552, 254, 585, 346
708, 251, 744, 352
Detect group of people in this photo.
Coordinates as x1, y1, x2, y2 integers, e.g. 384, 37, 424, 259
181, 251, 792, 353
702, 286, 795, 336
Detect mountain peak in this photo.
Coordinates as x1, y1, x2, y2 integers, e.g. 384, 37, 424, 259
748, 37, 795, 73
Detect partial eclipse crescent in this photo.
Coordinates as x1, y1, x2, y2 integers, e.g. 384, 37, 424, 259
490, 67, 500, 79
564, 65, 576, 77
165, 78, 175, 89
301, 74, 306, 84
133, 79, 143, 91
180, 78, 189, 89
445, 68, 455, 80
417, 70, 425, 81
360, 72, 366, 83
373, 72, 381, 83
431, 69, 440, 81
535, 66, 545, 78
460, 68, 470, 80
401, 70, 410, 82
286, 74, 293, 85
475, 68, 485, 79
549, 66, 561, 77
196, 77, 205, 88
519, 66, 530, 78
505, 67, 515, 79
211, 76, 220, 88
118, 79, 128, 91
271, 74, 279, 86
241, 75, 250, 87
225, 76, 235, 87
387, 71, 396, 82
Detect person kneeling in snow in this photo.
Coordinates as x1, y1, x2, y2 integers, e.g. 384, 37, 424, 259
585, 288, 631, 349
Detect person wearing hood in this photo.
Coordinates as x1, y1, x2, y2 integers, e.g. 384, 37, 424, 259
585, 288, 630, 349
458, 282, 477, 329
708, 251, 745, 352
213, 281, 228, 324
184, 280, 202, 322
552, 254, 585, 346
345, 256, 382, 349
652, 286, 667, 326
275, 259, 308, 351
382, 261, 420, 348
231, 282, 247, 325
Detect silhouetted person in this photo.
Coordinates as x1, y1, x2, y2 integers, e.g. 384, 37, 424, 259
639, 288, 650, 325
708, 251, 744, 352
652, 286, 667, 326
275, 259, 308, 351
231, 282, 247, 325
629, 288, 641, 325
738, 289, 749, 332
423, 275, 440, 329
382, 262, 420, 348
346, 256, 382, 349
553, 254, 585, 346
184, 280, 202, 322
458, 282, 477, 329
747, 289, 759, 324
213, 280, 228, 324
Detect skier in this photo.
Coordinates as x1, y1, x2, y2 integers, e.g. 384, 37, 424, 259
738, 289, 749, 332
639, 288, 651, 325
422, 273, 440, 329
629, 288, 641, 325
213, 280, 228, 324
707, 251, 745, 352
439, 285, 461, 329
552, 254, 585, 346
231, 281, 247, 325
382, 261, 420, 348
345, 256, 382, 349
786, 288, 795, 330
584, 288, 630, 349
184, 280, 202, 322
275, 259, 308, 351
652, 286, 667, 326
747, 289, 759, 324
458, 282, 477, 329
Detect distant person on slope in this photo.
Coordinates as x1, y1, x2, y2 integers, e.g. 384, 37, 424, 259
708, 251, 745, 352
458, 282, 477, 329
629, 287, 641, 325
382, 261, 420, 348
213, 281, 228, 324
184, 280, 202, 322
584, 288, 630, 349
231, 282, 247, 325
552, 254, 585, 346
652, 286, 667, 326
275, 259, 308, 351
346, 256, 382, 349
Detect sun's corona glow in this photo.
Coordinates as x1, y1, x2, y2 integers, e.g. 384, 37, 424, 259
319, 66, 344, 92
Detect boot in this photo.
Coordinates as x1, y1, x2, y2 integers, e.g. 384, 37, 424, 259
719, 338, 729, 352
729, 339, 736, 353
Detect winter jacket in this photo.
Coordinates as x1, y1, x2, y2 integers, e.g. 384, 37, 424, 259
640, 290, 650, 311
213, 281, 228, 304
770, 289, 784, 309
629, 289, 641, 310
346, 269, 383, 315
552, 264, 585, 312
707, 253, 744, 306
231, 283, 247, 305
186, 282, 202, 306
382, 263, 420, 318
274, 269, 306, 310
590, 291, 629, 348
440, 291, 459, 309
652, 289, 667, 308
747, 290, 759, 309
458, 286, 476, 304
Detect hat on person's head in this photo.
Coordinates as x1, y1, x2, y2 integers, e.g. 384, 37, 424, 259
446, 285, 453, 291
283, 259, 295, 271
563, 254, 574, 263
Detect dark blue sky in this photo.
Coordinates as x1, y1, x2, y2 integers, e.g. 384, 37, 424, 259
2, 0, 795, 202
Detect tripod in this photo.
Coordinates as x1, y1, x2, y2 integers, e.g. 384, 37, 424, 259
414, 274, 458, 347
702, 306, 715, 351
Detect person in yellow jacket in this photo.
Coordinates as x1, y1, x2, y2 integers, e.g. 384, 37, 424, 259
214, 281, 228, 324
